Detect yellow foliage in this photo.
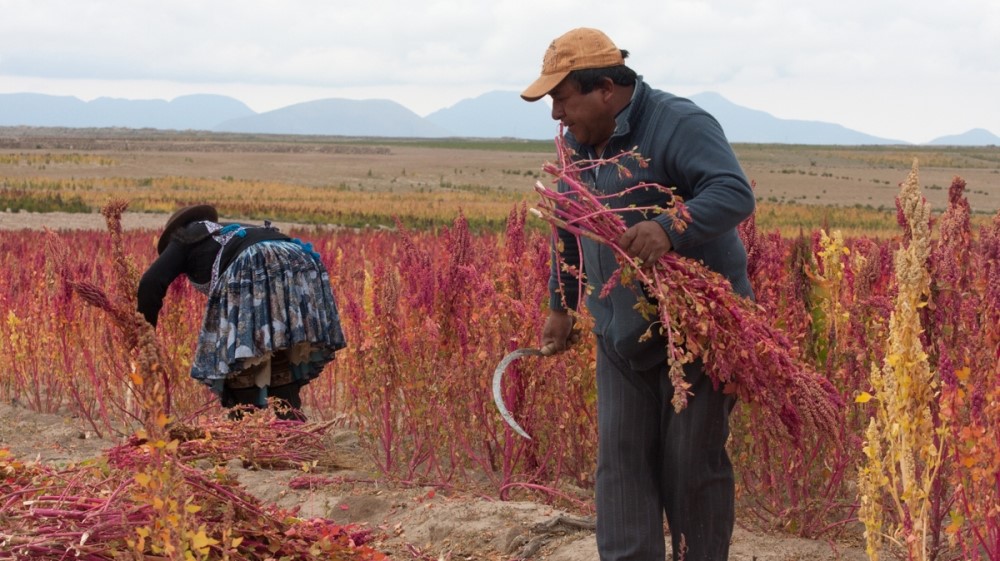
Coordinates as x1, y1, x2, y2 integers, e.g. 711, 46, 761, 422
858, 160, 946, 561
187, 526, 218, 553
1, 173, 528, 228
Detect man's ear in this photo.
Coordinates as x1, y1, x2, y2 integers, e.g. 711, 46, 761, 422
597, 77, 616, 102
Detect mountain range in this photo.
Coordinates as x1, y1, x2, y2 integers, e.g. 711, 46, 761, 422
1, 91, 997, 146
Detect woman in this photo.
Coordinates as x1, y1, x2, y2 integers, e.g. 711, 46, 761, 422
138, 204, 346, 420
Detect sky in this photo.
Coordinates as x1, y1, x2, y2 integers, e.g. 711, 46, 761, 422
1, 0, 998, 145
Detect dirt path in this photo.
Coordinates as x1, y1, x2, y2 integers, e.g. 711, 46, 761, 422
0, 400, 869, 561
0, 210, 321, 232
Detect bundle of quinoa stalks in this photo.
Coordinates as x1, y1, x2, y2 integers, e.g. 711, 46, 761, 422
531, 136, 843, 446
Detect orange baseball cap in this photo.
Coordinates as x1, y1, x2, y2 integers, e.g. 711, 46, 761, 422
521, 28, 625, 102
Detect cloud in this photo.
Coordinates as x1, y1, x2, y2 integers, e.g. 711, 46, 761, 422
1, 0, 998, 143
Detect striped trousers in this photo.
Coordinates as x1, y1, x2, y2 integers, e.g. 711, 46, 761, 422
595, 337, 736, 561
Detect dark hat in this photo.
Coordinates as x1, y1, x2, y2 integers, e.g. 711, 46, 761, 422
157, 204, 218, 254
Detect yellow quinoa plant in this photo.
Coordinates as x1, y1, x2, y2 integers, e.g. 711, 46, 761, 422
858, 160, 945, 561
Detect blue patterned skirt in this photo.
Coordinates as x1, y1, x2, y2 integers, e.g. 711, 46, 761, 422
190, 240, 346, 396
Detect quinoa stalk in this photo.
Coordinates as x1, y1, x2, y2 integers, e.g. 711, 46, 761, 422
531, 136, 844, 445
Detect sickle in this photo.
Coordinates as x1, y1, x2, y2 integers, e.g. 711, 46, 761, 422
492, 348, 544, 440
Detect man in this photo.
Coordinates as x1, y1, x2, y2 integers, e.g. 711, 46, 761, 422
521, 28, 756, 561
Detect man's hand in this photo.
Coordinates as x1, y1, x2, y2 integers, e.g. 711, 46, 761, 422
618, 220, 672, 266
540, 310, 581, 356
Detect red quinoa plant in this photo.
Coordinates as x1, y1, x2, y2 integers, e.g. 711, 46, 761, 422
734, 218, 881, 537
856, 163, 1000, 561
0, 200, 388, 560
530, 136, 845, 446
933, 179, 1000, 560
332, 208, 597, 505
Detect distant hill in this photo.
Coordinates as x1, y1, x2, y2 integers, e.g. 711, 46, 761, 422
425, 91, 557, 140
0, 93, 254, 130
215, 98, 452, 138
688, 92, 908, 145
1, 90, 996, 145
926, 128, 1000, 146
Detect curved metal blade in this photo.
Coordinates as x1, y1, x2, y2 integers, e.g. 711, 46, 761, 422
492, 348, 544, 440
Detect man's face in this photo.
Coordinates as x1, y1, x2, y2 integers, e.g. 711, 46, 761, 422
548, 79, 616, 149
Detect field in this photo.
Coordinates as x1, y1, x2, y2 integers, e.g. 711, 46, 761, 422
1, 128, 998, 560
2, 126, 998, 233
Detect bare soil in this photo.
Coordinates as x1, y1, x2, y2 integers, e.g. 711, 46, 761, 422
2, 127, 998, 215
0, 210, 306, 232
0, 397, 869, 561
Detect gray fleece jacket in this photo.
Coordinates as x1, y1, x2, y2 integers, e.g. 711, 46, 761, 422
550, 77, 755, 371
